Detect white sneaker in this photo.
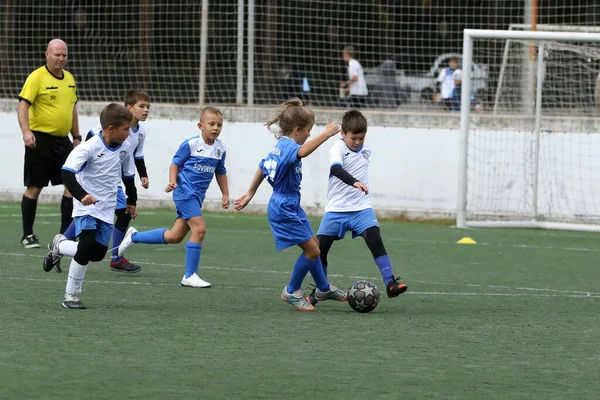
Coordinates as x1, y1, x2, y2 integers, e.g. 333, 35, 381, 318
181, 273, 211, 288
118, 227, 138, 256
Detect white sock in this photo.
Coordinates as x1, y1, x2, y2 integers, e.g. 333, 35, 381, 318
58, 240, 78, 257
65, 259, 88, 295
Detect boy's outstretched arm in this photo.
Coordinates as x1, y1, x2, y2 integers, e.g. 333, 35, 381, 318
234, 167, 264, 210
330, 164, 368, 194
297, 118, 340, 159
215, 173, 230, 209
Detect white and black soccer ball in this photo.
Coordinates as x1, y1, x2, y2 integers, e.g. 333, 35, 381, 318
348, 280, 380, 313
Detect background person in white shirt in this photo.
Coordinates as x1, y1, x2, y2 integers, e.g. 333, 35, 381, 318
451, 69, 484, 113
340, 46, 369, 108
433, 56, 460, 109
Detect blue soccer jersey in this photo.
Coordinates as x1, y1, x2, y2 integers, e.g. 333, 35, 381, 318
171, 135, 227, 202
259, 136, 302, 194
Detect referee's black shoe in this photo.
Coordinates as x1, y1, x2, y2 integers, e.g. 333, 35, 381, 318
21, 234, 41, 249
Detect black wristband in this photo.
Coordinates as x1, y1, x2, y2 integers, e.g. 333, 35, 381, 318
72, 136, 82, 141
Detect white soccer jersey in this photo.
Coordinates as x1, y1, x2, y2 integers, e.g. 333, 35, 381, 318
62, 134, 133, 223
348, 59, 368, 96
88, 123, 146, 177
325, 139, 372, 212
437, 67, 459, 99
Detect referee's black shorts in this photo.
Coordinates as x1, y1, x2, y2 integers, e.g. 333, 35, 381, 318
24, 131, 73, 187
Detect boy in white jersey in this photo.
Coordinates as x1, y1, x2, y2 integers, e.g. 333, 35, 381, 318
309, 110, 408, 306
43, 103, 136, 309
48, 90, 151, 274
117, 106, 230, 288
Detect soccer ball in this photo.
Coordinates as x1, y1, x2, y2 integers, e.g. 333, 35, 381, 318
348, 280, 380, 313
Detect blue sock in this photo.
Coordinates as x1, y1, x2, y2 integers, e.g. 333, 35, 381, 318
309, 257, 330, 292
375, 255, 394, 285
111, 227, 126, 261
185, 242, 202, 279
132, 228, 167, 244
63, 221, 76, 240
287, 253, 314, 293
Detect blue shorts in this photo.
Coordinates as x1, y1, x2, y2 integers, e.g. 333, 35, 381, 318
268, 193, 313, 251
317, 208, 379, 239
74, 215, 113, 246
116, 185, 126, 210
174, 197, 203, 220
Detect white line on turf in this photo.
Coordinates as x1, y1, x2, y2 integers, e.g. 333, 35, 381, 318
1, 276, 596, 297
1, 251, 598, 298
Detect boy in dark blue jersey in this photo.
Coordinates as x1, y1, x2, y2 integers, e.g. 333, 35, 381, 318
118, 107, 229, 288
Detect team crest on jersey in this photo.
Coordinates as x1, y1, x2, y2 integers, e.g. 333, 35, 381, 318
215, 149, 221, 158
138, 133, 144, 140
119, 150, 127, 161
362, 150, 371, 160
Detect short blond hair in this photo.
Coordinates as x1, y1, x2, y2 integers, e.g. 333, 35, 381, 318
200, 106, 223, 120
342, 45, 355, 58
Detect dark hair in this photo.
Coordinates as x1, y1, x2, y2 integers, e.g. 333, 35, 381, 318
100, 103, 132, 129
201, 106, 223, 120
266, 97, 314, 139
343, 45, 355, 58
342, 110, 367, 134
124, 89, 150, 106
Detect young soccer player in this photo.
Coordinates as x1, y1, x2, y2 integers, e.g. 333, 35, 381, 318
47, 90, 151, 274
309, 110, 408, 306
234, 98, 348, 312
117, 106, 230, 288
43, 103, 136, 309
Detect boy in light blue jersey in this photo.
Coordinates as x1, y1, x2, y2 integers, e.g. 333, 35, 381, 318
118, 107, 229, 288
234, 98, 347, 312
51, 90, 151, 274
309, 110, 407, 306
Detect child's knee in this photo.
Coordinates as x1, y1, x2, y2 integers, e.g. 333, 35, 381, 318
74, 230, 98, 264
304, 246, 320, 260
74, 245, 93, 265
89, 243, 108, 262
190, 225, 207, 238
114, 209, 132, 232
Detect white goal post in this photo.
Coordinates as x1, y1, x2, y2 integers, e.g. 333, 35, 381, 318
457, 29, 600, 231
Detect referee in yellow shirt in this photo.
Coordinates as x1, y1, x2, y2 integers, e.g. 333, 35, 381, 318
18, 39, 81, 249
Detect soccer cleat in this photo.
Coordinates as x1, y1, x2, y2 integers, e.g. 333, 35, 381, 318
61, 292, 86, 309
314, 285, 348, 302
386, 276, 408, 298
21, 234, 41, 249
307, 285, 318, 306
281, 286, 315, 312
117, 227, 138, 257
181, 273, 211, 288
110, 258, 142, 273
42, 234, 67, 273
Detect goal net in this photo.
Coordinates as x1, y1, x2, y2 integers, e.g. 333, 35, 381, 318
457, 29, 600, 231
1, 3, 598, 108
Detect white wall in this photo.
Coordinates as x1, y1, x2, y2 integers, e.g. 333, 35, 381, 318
0, 111, 461, 217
